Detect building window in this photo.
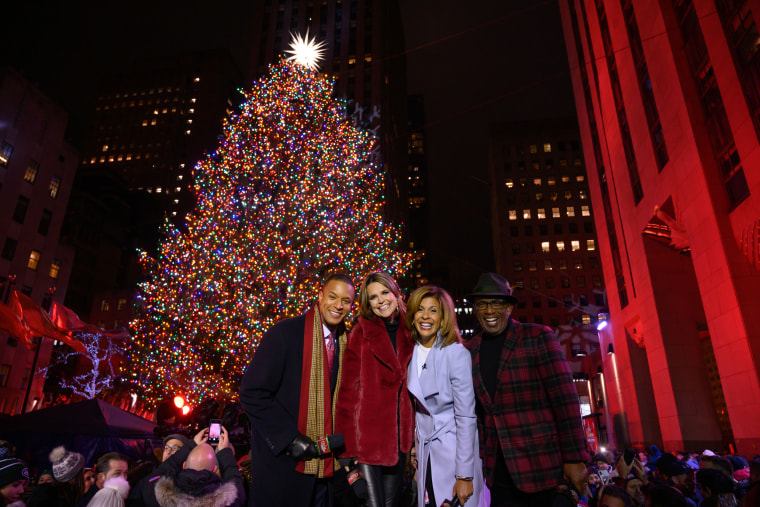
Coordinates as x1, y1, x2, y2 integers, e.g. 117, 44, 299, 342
552, 207, 560, 218
12, 196, 30, 223
117, 298, 128, 311
49, 260, 61, 279
575, 259, 584, 269
512, 243, 521, 255
529, 144, 538, 154
526, 242, 536, 254
514, 261, 523, 272
0, 141, 13, 167
509, 210, 517, 221
577, 276, 586, 288
592, 275, 603, 288
523, 209, 531, 219
0, 364, 10, 388
38, 209, 53, 236
544, 259, 553, 270
535, 192, 544, 201
49, 176, 61, 198
533, 296, 542, 308
529, 260, 537, 271
571, 240, 581, 251
541, 241, 551, 253
590, 257, 600, 269
24, 160, 39, 183
28, 250, 41, 271
531, 278, 540, 289
1, 238, 18, 261
587, 239, 596, 251
506, 179, 514, 188
510, 226, 519, 237
525, 226, 533, 236
533, 178, 542, 186
565, 190, 573, 200
556, 241, 565, 252
581, 205, 590, 216
554, 223, 563, 234
537, 208, 546, 219
559, 258, 568, 270
569, 223, 578, 233
547, 177, 556, 186
561, 277, 570, 288
566, 206, 575, 217
576, 175, 585, 182
543, 143, 552, 153
546, 278, 555, 289
100, 299, 110, 311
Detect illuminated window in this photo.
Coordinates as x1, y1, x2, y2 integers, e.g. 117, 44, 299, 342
581, 205, 590, 216
537, 208, 546, 219
509, 210, 517, 220
177, 175, 184, 181
529, 144, 538, 154
543, 143, 552, 153
535, 192, 543, 201
571, 240, 580, 251
523, 209, 531, 219
574, 158, 583, 167
194, 77, 200, 82
541, 241, 551, 253
559, 158, 568, 167
100, 299, 110, 311
562, 175, 570, 183
186, 130, 192, 135
552, 207, 560, 218
151, 119, 157, 125
28, 250, 41, 271
529, 260, 537, 271
559, 258, 568, 270
576, 175, 585, 182
0, 141, 14, 167
531, 161, 540, 170
506, 179, 514, 188
547, 177, 556, 186
587, 239, 596, 251
514, 261, 523, 271
142, 120, 148, 126
579, 190, 587, 200
49, 260, 61, 279
533, 178, 542, 186
556, 241, 565, 252
581, 313, 591, 324
575, 259, 584, 269
565, 191, 573, 200
566, 206, 575, 217
117, 298, 128, 311
550, 192, 558, 201
48, 175, 60, 197
592, 275, 603, 288
187, 119, 193, 124
544, 259, 553, 270
175, 187, 181, 192
189, 108, 195, 113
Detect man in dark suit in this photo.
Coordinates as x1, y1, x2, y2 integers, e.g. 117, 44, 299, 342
240, 274, 355, 507
466, 273, 590, 506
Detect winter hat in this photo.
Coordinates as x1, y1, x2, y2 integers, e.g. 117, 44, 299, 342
162, 434, 191, 447
49, 446, 85, 483
0, 458, 29, 487
87, 476, 130, 507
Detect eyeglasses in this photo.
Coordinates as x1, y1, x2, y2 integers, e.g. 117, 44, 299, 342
474, 300, 510, 311
164, 445, 182, 452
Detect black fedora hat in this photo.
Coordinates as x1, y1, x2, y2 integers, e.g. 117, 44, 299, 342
468, 273, 518, 304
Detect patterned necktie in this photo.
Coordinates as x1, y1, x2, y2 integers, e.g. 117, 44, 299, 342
325, 332, 335, 374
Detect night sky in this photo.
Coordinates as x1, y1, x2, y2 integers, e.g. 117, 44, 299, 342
3, 0, 577, 292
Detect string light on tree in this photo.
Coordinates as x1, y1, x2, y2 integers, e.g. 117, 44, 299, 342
127, 35, 410, 410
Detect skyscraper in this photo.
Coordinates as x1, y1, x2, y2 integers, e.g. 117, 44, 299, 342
561, 0, 760, 453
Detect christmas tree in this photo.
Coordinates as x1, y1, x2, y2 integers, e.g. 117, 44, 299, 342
127, 42, 410, 410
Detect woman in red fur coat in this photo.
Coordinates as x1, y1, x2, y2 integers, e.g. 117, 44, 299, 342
335, 272, 415, 507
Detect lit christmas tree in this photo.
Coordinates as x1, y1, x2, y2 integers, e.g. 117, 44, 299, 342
127, 38, 410, 410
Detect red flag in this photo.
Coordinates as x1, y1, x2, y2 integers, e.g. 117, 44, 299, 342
11, 291, 86, 353
49, 301, 89, 332
102, 328, 131, 340
0, 298, 33, 347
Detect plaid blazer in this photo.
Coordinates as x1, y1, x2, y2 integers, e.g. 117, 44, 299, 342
467, 318, 590, 493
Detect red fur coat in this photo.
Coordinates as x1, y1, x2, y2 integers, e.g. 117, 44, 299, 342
335, 314, 414, 466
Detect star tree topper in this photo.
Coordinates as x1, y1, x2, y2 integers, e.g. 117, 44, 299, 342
285, 29, 326, 71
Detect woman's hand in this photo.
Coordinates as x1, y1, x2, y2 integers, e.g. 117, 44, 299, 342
454, 478, 474, 505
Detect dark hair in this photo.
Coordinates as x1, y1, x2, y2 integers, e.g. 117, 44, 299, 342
322, 273, 355, 289
599, 484, 633, 507
95, 452, 128, 476
696, 468, 735, 496
357, 272, 406, 319
405, 286, 461, 347
645, 484, 690, 507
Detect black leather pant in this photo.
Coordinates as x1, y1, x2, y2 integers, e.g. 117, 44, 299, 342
357, 453, 406, 507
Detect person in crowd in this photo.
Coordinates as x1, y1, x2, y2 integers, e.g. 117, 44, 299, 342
37, 471, 54, 485
141, 426, 244, 507
612, 455, 647, 507
335, 272, 414, 507
645, 484, 690, 507
701, 455, 736, 479
625, 477, 645, 507
697, 468, 739, 507
76, 453, 129, 507
465, 273, 589, 506
667, 461, 697, 506
27, 446, 86, 507
160, 435, 190, 464
405, 285, 482, 506
87, 477, 130, 507
739, 455, 760, 507
597, 484, 633, 507
0, 458, 29, 507
84, 469, 96, 494
128, 434, 191, 505
240, 274, 356, 507
0, 443, 15, 461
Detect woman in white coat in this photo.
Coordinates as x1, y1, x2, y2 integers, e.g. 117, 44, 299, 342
405, 285, 483, 507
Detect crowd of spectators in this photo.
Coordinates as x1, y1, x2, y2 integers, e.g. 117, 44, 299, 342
2, 436, 760, 506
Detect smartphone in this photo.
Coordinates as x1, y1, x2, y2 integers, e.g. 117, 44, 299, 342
624, 448, 636, 465
598, 468, 610, 485
208, 419, 222, 445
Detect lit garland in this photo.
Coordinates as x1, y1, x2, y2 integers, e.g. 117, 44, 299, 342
127, 60, 411, 410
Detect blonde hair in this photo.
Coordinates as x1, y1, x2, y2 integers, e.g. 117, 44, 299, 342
405, 285, 461, 347
358, 272, 406, 319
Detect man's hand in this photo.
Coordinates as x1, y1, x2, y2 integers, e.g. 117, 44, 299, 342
194, 427, 209, 445
453, 478, 474, 505
217, 426, 230, 451
287, 434, 319, 461
564, 462, 587, 493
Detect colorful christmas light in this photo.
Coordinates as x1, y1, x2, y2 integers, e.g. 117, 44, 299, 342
127, 60, 410, 410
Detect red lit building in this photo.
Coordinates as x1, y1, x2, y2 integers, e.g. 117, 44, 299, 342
0, 67, 78, 414
560, 0, 760, 454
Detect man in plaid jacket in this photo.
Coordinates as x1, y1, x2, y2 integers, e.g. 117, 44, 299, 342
466, 273, 590, 506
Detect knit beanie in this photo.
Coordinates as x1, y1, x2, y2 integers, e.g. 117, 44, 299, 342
49, 446, 85, 483
86, 476, 130, 507
0, 458, 29, 487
